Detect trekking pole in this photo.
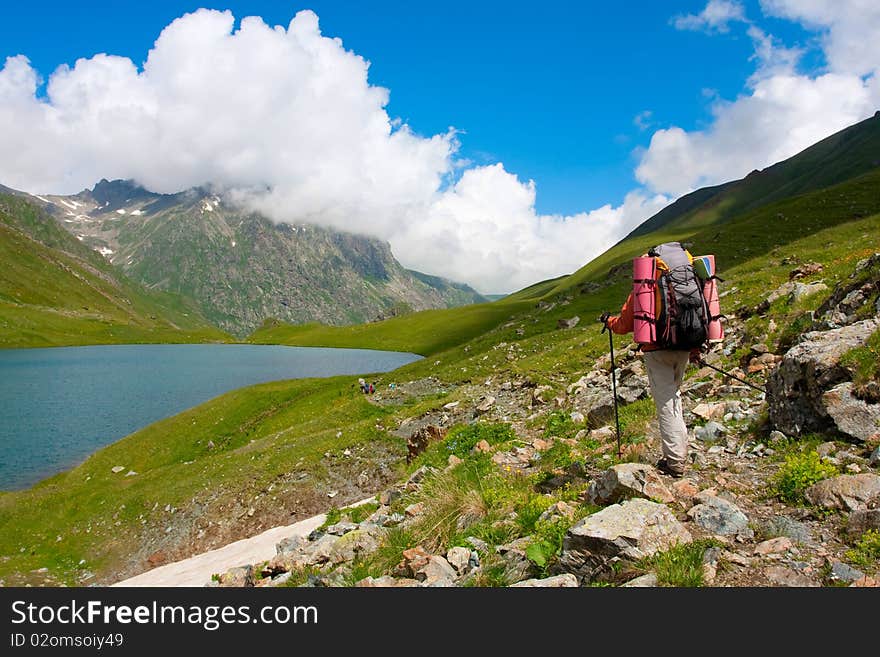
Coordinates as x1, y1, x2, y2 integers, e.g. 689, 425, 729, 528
600, 315, 622, 458
696, 358, 767, 394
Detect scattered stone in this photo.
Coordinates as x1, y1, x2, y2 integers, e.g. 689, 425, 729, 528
762, 516, 815, 545
754, 537, 792, 556
769, 431, 788, 443
692, 403, 725, 421
446, 547, 472, 574
111, 466, 125, 474
532, 438, 551, 451
620, 573, 658, 587
586, 463, 674, 505
447, 455, 463, 468
407, 425, 447, 462
672, 479, 700, 501
846, 509, 880, 537
276, 535, 305, 555
417, 556, 458, 586
538, 501, 578, 523
466, 536, 488, 553
765, 565, 819, 587
789, 262, 824, 280
325, 521, 358, 536
532, 385, 553, 406
557, 316, 580, 330
702, 547, 721, 585
218, 565, 255, 587
870, 446, 880, 466
327, 490, 338, 499
405, 466, 435, 487
789, 281, 828, 302
381, 513, 405, 527
512, 574, 579, 587
496, 537, 535, 582
722, 550, 752, 567
687, 491, 752, 537
405, 502, 425, 517
804, 474, 880, 511
559, 499, 692, 582
570, 411, 586, 424
816, 442, 837, 459
443, 401, 460, 409
828, 560, 865, 584
850, 576, 879, 587
397, 547, 431, 578
475, 396, 496, 414
473, 439, 492, 453
125, 470, 137, 477
823, 382, 880, 441
356, 576, 420, 588
695, 422, 727, 443
378, 488, 401, 505
847, 463, 863, 473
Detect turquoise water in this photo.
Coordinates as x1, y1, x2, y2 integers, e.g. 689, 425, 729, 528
0, 344, 420, 490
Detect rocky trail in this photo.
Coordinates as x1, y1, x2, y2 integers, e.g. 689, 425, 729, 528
118, 256, 880, 588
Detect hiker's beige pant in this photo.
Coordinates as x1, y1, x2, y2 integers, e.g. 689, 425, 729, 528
643, 350, 690, 468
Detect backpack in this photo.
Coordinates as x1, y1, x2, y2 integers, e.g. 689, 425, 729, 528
648, 242, 710, 350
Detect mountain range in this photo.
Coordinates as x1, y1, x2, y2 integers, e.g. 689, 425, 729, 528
18, 180, 485, 337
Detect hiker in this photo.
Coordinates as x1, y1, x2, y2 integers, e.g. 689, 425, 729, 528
369, 382, 375, 394
600, 243, 707, 478
358, 378, 367, 394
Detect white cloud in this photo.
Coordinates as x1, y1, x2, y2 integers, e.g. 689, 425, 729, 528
636, 1, 880, 197
760, 0, 880, 76
2, 8, 663, 294
633, 110, 653, 131
673, 0, 746, 33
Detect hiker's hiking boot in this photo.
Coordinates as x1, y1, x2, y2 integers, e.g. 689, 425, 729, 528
656, 457, 684, 478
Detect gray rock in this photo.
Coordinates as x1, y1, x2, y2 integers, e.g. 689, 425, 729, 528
496, 537, 535, 583
405, 465, 436, 487
381, 512, 405, 527
570, 411, 586, 424
816, 442, 838, 459
218, 565, 255, 587
702, 547, 721, 585
828, 560, 865, 584
767, 319, 880, 436
580, 389, 616, 427
846, 509, 880, 537
511, 574, 579, 587
695, 421, 727, 443
823, 382, 880, 441
557, 316, 580, 329
276, 535, 306, 555
475, 396, 496, 413
327, 527, 383, 564
378, 488, 401, 505
466, 536, 488, 553
804, 474, 880, 511
789, 281, 828, 303
769, 430, 788, 443
687, 492, 752, 537
762, 516, 815, 545
325, 521, 359, 536
559, 499, 692, 582
870, 446, 880, 466
586, 463, 674, 505
620, 573, 658, 587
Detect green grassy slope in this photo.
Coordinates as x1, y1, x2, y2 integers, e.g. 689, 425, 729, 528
628, 111, 880, 240
0, 193, 231, 348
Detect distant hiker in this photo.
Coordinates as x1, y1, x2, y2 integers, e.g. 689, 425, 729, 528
369, 382, 375, 394
358, 378, 367, 394
601, 242, 718, 478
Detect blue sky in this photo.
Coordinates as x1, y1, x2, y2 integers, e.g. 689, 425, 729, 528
1, 1, 877, 292
0, 1, 811, 214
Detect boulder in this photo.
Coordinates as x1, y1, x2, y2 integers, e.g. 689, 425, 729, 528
475, 396, 496, 414
754, 537, 792, 555
446, 546, 472, 574
276, 535, 306, 555
581, 389, 616, 427
687, 492, 752, 537
767, 319, 880, 435
822, 383, 880, 441
558, 499, 692, 582
327, 527, 382, 564
496, 537, 535, 583
218, 565, 255, 587
804, 474, 880, 511
694, 421, 727, 443
532, 385, 553, 406
417, 556, 458, 586
761, 516, 815, 545
557, 316, 580, 330
828, 560, 865, 585
511, 574, 578, 587
620, 573, 658, 587
396, 547, 431, 578
847, 509, 880, 537
692, 403, 726, 421
407, 425, 446, 463
586, 463, 674, 505
325, 521, 358, 536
